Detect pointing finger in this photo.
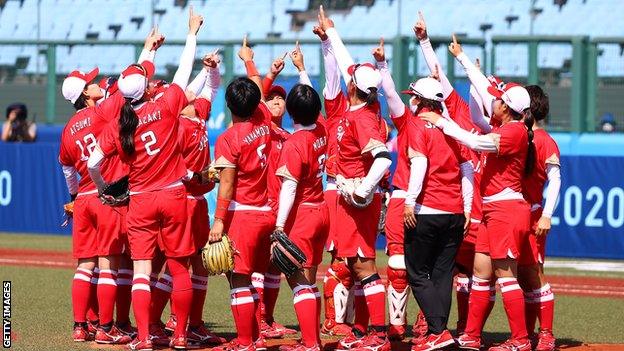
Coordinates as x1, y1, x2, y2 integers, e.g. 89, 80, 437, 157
379, 37, 384, 47
243, 34, 248, 47
295, 40, 300, 51
190, 4, 194, 16
418, 10, 424, 22
452, 33, 458, 45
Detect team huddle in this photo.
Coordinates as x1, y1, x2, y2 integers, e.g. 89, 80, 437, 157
58, 6, 561, 351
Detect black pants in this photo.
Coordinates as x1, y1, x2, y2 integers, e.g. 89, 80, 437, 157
404, 213, 465, 334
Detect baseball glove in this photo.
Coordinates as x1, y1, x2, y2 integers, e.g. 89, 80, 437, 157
61, 201, 74, 227
100, 176, 129, 206
201, 235, 235, 276
199, 164, 220, 183
335, 175, 374, 209
270, 230, 307, 277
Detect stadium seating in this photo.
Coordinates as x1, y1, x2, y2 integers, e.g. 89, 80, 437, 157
0, 0, 623, 77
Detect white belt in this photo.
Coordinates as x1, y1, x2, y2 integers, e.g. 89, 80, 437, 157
531, 203, 542, 212
300, 201, 325, 207
187, 195, 207, 201
470, 218, 482, 224
414, 203, 453, 215
482, 188, 525, 204
391, 190, 406, 199
129, 180, 183, 195
228, 201, 272, 212
77, 189, 98, 197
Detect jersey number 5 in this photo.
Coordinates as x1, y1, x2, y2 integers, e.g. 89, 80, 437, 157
141, 131, 161, 156
256, 143, 267, 168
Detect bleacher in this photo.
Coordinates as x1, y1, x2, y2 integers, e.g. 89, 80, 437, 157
1, 0, 623, 78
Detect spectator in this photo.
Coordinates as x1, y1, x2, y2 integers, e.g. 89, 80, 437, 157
600, 113, 616, 133
2, 103, 37, 142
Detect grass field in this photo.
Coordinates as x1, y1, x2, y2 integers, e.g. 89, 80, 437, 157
1, 233, 624, 350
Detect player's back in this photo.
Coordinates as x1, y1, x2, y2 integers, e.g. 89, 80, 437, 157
522, 128, 560, 205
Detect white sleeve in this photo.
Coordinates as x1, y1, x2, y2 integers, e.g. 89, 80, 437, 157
298, 70, 313, 88
354, 146, 392, 198
325, 28, 355, 85
460, 161, 474, 213
137, 49, 155, 63
542, 164, 561, 218
469, 85, 492, 133
86, 146, 107, 192
187, 68, 208, 96
171, 34, 197, 90
275, 179, 298, 228
405, 156, 427, 207
436, 118, 498, 153
419, 38, 453, 98
322, 39, 342, 99
377, 60, 405, 118
200, 67, 221, 101
62, 165, 79, 196
456, 52, 496, 118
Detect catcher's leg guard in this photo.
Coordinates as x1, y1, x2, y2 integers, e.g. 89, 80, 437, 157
323, 260, 354, 324
387, 259, 409, 340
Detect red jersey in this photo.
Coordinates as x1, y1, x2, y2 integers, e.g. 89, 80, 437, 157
389, 106, 411, 191
407, 111, 468, 213
214, 102, 273, 206
481, 120, 528, 197
332, 94, 386, 179
178, 98, 213, 196
98, 84, 188, 192
522, 129, 560, 205
276, 123, 327, 206
267, 124, 291, 205
323, 94, 348, 178
59, 93, 128, 193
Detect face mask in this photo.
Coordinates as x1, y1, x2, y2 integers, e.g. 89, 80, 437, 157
409, 97, 419, 114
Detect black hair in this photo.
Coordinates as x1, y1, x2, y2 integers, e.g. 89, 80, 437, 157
510, 107, 536, 176
286, 84, 321, 126
414, 96, 443, 115
118, 98, 139, 156
6, 103, 27, 120
525, 85, 550, 122
225, 77, 261, 119
355, 86, 378, 106
73, 94, 88, 110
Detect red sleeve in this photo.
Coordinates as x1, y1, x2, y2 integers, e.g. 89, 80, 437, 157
543, 135, 561, 166
354, 112, 386, 154
390, 106, 409, 132
98, 122, 120, 157
58, 132, 74, 166
407, 120, 429, 158
497, 123, 527, 156
158, 84, 189, 117
214, 130, 239, 168
255, 101, 273, 125
275, 140, 303, 182
316, 113, 327, 128
262, 75, 274, 97
194, 98, 212, 121
95, 92, 126, 122
445, 90, 474, 131
324, 93, 347, 122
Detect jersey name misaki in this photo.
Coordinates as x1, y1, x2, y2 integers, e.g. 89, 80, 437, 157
137, 110, 162, 126
242, 125, 270, 145
313, 136, 327, 151
69, 117, 91, 136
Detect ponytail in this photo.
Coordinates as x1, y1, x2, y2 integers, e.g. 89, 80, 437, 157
119, 98, 139, 156
355, 86, 378, 106
523, 109, 536, 176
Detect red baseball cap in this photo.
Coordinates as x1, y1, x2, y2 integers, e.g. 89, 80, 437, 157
118, 61, 155, 101
267, 85, 287, 99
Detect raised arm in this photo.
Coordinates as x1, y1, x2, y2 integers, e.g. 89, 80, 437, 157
171, 6, 203, 90
262, 53, 286, 94
138, 27, 164, 64
469, 85, 492, 133
314, 24, 341, 99
414, 11, 453, 98
373, 38, 404, 118
319, 5, 355, 85
290, 41, 313, 87
239, 35, 264, 101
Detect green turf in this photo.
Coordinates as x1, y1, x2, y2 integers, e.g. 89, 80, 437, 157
0, 232, 72, 251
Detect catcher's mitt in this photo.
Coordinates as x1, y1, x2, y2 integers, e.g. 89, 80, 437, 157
335, 175, 374, 209
270, 230, 306, 277
61, 201, 74, 227
201, 235, 235, 276
199, 164, 220, 183
100, 176, 129, 206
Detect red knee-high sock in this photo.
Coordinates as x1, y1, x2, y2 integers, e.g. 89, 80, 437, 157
97, 269, 118, 326
251, 273, 265, 327
115, 269, 133, 324
189, 274, 208, 326
498, 278, 529, 341
167, 258, 192, 339
132, 274, 152, 340
87, 268, 100, 323
362, 274, 386, 330
464, 276, 491, 338
262, 272, 281, 323
353, 282, 369, 333
250, 286, 260, 341
312, 285, 322, 327
537, 284, 555, 332
294, 285, 320, 347
149, 273, 172, 324
72, 268, 94, 323
231, 287, 256, 345
456, 276, 471, 332
322, 270, 338, 322
524, 289, 539, 335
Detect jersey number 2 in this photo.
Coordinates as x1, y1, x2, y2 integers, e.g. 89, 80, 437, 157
75, 133, 97, 161
141, 131, 161, 156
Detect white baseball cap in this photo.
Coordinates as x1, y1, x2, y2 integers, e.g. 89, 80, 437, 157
61, 68, 99, 104
488, 83, 530, 114
401, 77, 444, 102
117, 61, 155, 102
348, 63, 381, 94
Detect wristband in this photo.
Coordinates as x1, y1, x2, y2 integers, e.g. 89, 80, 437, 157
245, 60, 260, 77
215, 197, 231, 221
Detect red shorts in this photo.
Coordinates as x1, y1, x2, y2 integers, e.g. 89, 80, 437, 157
284, 203, 330, 268
384, 196, 405, 256
224, 209, 275, 275
186, 195, 210, 251
334, 194, 382, 259
324, 187, 338, 252
126, 186, 194, 260
455, 221, 485, 273
72, 194, 126, 259
519, 208, 547, 266
477, 200, 531, 260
